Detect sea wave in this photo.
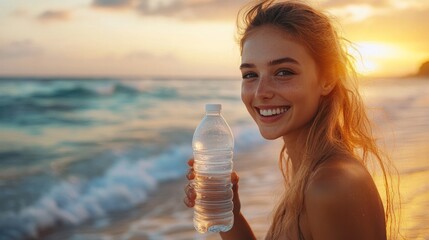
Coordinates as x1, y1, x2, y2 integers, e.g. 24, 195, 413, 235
0, 145, 191, 240
0, 81, 180, 126
0, 124, 264, 240
29, 83, 141, 99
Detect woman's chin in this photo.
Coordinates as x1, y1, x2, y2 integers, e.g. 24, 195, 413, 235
259, 130, 282, 140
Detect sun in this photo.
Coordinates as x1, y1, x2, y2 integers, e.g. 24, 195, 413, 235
348, 42, 400, 77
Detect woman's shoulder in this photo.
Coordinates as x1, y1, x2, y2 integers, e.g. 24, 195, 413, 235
305, 154, 382, 206
306, 155, 374, 195
302, 154, 386, 239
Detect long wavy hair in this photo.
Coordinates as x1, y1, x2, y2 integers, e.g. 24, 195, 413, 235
237, 1, 400, 239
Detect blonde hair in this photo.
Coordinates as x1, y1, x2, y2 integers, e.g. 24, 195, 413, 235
237, 1, 400, 239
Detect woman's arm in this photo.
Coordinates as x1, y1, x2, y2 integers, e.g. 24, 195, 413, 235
184, 159, 256, 240
220, 212, 256, 240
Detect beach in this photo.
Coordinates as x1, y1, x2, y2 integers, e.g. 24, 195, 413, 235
0, 77, 428, 239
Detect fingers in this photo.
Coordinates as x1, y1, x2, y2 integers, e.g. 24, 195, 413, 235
231, 171, 239, 185
184, 158, 196, 208
184, 158, 240, 210
183, 195, 194, 207
186, 167, 195, 180
183, 182, 196, 207
186, 159, 195, 180
187, 158, 194, 167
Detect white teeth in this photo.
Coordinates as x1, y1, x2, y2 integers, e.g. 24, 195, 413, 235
259, 107, 289, 116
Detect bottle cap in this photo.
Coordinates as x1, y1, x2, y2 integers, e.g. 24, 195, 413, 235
205, 103, 221, 112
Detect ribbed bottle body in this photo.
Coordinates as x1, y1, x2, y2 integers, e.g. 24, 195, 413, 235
192, 104, 234, 233
193, 149, 233, 233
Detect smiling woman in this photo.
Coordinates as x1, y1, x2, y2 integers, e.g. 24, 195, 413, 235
183, 1, 401, 239
237, 2, 400, 239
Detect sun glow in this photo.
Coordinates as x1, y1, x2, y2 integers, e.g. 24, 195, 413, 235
348, 42, 405, 77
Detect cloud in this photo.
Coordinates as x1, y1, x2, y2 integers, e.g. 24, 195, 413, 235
89, 0, 426, 22
344, 7, 429, 44
322, 0, 429, 22
10, 9, 29, 18
37, 10, 71, 22
321, 0, 391, 8
91, 0, 247, 20
126, 50, 156, 59
140, 0, 248, 20
0, 40, 44, 59
92, 0, 135, 9
125, 50, 177, 62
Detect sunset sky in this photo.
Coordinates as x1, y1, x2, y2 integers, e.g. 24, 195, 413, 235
1, 0, 428, 78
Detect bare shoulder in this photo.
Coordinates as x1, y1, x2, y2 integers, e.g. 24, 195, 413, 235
306, 156, 376, 197
304, 155, 386, 240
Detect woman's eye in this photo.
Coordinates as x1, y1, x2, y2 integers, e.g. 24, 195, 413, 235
242, 72, 258, 79
276, 69, 295, 77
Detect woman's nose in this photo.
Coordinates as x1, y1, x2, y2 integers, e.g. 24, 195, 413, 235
255, 75, 274, 100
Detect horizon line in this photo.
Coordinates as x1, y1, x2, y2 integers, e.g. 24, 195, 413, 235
0, 74, 241, 81
0, 73, 423, 81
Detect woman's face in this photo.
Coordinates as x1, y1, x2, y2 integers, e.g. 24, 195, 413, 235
240, 25, 324, 140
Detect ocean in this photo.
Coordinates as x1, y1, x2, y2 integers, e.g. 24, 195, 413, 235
0, 76, 428, 240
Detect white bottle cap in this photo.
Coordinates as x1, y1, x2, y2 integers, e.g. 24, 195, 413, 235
205, 103, 221, 112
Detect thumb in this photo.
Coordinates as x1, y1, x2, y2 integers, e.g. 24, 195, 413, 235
231, 171, 241, 214
231, 171, 239, 193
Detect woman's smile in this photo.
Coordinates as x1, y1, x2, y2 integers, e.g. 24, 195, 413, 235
254, 105, 291, 123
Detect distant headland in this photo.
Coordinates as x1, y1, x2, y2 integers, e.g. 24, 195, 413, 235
416, 61, 429, 77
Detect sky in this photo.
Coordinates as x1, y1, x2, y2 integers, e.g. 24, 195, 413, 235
0, 0, 428, 78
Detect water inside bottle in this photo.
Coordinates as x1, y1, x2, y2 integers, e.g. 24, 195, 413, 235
192, 152, 234, 233
193, 173, 234, 233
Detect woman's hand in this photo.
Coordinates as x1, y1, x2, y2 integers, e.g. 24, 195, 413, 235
184, 158, 255, 240
183, 159, 241, 216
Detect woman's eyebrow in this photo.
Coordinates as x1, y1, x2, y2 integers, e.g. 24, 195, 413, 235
240, 57, 300, 69
239, 63, 255, 69
269, 57, 299, 66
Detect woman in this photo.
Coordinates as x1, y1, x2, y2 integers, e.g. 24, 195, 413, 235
184, 1, 398, 239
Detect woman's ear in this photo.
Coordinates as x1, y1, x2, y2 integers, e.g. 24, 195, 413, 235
320, 78, 335, 96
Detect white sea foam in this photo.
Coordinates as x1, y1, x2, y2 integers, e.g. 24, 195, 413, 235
0, 145, 190, 239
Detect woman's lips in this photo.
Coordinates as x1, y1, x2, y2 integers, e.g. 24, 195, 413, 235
255, 106, 290, 123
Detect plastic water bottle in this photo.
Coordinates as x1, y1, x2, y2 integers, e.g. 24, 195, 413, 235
192, 103, 234, 233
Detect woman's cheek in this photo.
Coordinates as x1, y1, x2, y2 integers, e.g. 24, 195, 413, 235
241, 84, 253, 103
240, 85, 255, 118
